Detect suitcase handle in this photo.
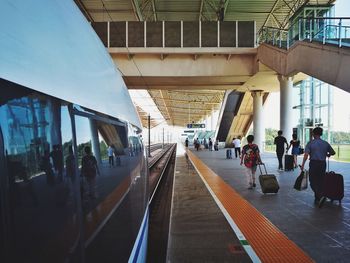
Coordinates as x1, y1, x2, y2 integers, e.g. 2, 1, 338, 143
258, 163, 268, 176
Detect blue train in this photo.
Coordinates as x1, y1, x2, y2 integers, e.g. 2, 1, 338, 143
0, 0, 148, 262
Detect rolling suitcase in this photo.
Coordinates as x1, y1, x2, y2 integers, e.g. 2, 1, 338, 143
258, 164, 279, 194
323, 160, 344, 203
226, 149, 232, 159
284, 154, 294, 171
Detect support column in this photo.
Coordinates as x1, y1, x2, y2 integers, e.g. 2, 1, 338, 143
251, 91, 265, 151
278, 75, 294, 143
89, 119, 101, 164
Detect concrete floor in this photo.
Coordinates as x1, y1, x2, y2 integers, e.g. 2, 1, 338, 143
167, 151, 252, 262
190, 148, 350, 263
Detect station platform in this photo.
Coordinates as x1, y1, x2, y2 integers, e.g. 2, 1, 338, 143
167, 145, 350, 262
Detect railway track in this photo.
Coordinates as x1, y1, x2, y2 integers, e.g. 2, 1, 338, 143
147, 144, 177, 263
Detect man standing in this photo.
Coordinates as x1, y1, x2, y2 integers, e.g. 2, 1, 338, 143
274, 130, 288, 171
300, 127, 335, 207
107, 145, 114, 167
232, 136, 242, 158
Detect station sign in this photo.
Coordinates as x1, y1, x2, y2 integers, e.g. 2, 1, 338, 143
186, 123, 205, 129
184, 130, 194, 133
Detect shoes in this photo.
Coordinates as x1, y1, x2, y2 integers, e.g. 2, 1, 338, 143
318, 197, 327, 208
253, 183, 256, 187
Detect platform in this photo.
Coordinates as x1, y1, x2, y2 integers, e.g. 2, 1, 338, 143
167, 145, 350, 262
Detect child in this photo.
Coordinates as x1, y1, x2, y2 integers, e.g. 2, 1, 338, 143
240, 135, 262, 189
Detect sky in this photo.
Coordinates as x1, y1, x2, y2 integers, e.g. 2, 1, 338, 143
264, 0, 350, 132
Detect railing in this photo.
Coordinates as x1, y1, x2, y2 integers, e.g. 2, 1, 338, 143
259, 17, 350, 49
91, 21, 256, 49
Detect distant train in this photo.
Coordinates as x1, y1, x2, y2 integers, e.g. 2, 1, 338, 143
0, 1, 148, 262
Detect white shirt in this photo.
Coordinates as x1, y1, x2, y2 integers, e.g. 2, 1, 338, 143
232, 138, 241, 148
107, 146, 114, 156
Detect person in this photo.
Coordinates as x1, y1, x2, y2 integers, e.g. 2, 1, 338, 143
214, 139, 219, 151
185, 138, 189, 148
208, 138, 213, 151
107, 145, 114, 167
300, 127, 335, 207
81, 146, 100, 199
195, 137, 200, 151
232, 136, 242, 159
274, 130, 288, 171
65, 145, 75, 181
240, 135, 262, 190
50, 144, 63, 179
286, 134, 300, 168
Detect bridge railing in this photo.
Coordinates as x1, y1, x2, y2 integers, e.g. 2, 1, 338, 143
260, 17, 350, 49
91, 21, 256, 49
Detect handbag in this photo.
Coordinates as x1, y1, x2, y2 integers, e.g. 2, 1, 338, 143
294, 170, 308, 191
299, 147, 304, 155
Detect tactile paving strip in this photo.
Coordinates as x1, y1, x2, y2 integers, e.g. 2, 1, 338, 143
187, 150, 314, 263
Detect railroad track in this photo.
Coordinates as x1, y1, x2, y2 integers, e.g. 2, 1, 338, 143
147, 143, 177, 263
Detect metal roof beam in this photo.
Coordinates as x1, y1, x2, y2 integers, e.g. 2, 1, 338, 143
199, 0, 204, 20
74, 0, 94, 21
151, 0, 157, 21
130, 0, 144, 21
260, 0, 282, 32
150, 97, 220, 105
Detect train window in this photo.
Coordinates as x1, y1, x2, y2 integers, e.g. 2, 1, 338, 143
0, 84, 79, 262
74, 115, 148, 261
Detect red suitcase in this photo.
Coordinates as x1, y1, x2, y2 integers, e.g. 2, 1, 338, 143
323, 171, 344, 204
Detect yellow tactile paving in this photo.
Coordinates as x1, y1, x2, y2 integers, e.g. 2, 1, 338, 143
187, 150, 314, 263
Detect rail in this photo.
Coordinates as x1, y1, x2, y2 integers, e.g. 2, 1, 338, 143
259, 17, 350, 49
148, 144, 176, 204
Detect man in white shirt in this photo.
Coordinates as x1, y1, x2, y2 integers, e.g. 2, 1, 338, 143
232, 136, 242, 158
107, 145, 114, 167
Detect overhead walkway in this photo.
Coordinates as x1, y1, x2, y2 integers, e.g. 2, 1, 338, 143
258, 41, 350, 93
258, 17, 350, 93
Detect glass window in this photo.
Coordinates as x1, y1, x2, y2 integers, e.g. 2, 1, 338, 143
0, 84, 79, 262
74, 113, 147, 261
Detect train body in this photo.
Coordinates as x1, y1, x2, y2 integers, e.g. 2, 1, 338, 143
0, 0, 148, 262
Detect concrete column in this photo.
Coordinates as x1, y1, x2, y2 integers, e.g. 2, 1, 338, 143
278, 75, 293, 143
251, 91, 265, 151
89, 119, 101, 164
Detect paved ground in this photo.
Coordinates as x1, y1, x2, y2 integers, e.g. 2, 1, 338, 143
191, 147, 350, 263
167, 148, 252, 262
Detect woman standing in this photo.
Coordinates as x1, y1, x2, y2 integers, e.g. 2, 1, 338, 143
287, 134, 300, 168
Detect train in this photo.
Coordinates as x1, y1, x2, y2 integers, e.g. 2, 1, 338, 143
0, 0, 148, 262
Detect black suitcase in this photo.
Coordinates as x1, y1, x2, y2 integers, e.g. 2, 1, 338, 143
323, 171, 344, 203
284, 154, 294, 171
258, 164, 279, 194
226, 149, 232, 159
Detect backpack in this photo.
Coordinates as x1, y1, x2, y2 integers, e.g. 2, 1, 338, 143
244, 144, 258, 168
83, 156, 96, 178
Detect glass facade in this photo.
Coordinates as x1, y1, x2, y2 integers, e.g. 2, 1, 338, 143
293, 77, 333, 146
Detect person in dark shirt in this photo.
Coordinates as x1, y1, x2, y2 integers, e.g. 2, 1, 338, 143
300, 127, 335, 207
286, 134, 301, 168
274, 130, 288, 171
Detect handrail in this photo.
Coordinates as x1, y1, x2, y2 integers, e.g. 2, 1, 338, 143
259, 16, 350, 49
